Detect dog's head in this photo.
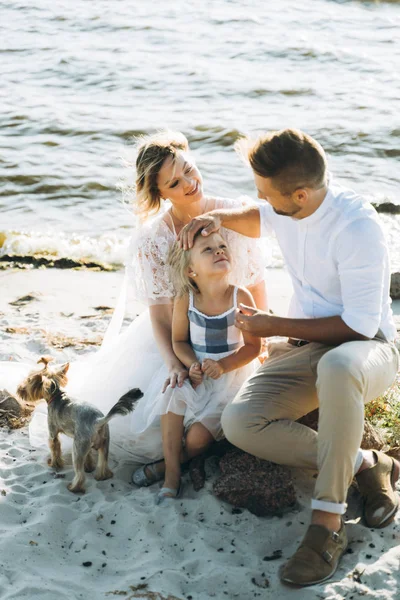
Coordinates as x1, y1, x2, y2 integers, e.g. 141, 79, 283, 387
17, 356, 70, 403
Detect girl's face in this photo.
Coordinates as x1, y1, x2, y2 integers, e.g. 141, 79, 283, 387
188, 232, 231, 280
157, 152, 203, 208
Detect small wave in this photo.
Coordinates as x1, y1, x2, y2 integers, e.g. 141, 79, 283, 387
190, 126, 242, 147
0, 230, 128, 271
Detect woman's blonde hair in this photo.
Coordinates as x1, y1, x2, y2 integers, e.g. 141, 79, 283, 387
167, 232, 202, 297
133, 130, 189, 219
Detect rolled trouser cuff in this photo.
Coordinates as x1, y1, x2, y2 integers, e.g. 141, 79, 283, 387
311, 499, 347, 515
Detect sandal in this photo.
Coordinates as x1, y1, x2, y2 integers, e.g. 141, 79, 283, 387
155, 481, 183, 506
132, 459, 165, 487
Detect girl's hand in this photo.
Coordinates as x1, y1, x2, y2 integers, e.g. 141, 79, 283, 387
189, 361, 203, 389
162, 363, 188, 393
202, 358, 224, 380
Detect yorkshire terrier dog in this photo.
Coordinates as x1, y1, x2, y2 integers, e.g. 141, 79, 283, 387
18, 356, 143, 494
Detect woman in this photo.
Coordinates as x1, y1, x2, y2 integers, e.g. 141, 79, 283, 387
27, 130, 269, 461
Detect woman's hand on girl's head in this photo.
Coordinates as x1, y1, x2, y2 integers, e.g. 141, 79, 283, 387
189, 361, 203, 389
162, 363, 189, 393
201, 358, 224, 380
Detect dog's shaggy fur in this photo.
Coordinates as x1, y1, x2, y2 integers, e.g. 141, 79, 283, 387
18, 356, 143, 493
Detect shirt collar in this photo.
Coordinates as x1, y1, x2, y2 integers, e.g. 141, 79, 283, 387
295, 185, 335, 227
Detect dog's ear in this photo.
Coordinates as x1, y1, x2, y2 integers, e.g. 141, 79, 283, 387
37, 356, 54, 370
56, 363, 70, 376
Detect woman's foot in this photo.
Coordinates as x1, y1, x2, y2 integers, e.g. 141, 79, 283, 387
132, 459, 165, 487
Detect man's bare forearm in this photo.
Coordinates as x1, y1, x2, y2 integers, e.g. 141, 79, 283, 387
269, 315, 368, 345
210, 206, 261, 238
236, 308, 369, 346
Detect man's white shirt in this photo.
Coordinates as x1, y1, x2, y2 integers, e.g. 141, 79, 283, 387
258, 184, 397, 342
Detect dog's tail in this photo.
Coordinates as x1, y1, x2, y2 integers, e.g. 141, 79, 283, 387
95, 388, 143, 428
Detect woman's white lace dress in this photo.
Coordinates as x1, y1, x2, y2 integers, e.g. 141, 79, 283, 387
13, 197, 268, 460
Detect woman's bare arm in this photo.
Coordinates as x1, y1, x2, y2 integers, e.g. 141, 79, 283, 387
149, 303, 188, 389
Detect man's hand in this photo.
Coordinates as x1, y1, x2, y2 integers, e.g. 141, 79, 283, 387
162, 364, 188, 393
235, 304, 277, 338
189, 361, 203, 389
178, 213, 222, 250
202, 358, 224, 380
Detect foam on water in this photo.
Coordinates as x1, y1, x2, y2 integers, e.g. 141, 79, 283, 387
0, 229, 129, 270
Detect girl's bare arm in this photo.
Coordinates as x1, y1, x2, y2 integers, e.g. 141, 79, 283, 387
171, 295, 199, 369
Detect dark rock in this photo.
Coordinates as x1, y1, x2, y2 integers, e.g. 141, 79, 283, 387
213, 449, 296, 517
391, 272, 400, 300
385, 447, 400, 461
189, 455, 206, 491
0, 389, 40, 429
361, 420, 386, 450
298, 409, 385, 450
374, 202, 400, 215
0, 390, 23, 418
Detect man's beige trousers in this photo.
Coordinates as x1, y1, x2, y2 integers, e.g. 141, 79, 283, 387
221, 337, 399, 514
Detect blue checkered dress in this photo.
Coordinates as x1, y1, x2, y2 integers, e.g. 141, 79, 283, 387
188, 286, 242, 359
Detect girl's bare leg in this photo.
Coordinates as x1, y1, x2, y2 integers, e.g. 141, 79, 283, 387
182, 422, 214, 461
148, 421, 216, 487
161, 412, 185, 492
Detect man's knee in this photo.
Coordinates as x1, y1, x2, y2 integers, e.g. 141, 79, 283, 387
317, 347, 363, 384
221, 402, 247, 445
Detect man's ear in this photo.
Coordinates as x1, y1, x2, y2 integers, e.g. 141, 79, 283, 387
292, 188, 309, 208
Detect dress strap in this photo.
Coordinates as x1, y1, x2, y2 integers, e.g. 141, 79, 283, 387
233, 286, 239, 308
188, 289, 194, 310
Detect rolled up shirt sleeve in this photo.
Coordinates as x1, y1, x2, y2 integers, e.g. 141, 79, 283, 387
257, 201, 274, 238
336, 217, 386, 338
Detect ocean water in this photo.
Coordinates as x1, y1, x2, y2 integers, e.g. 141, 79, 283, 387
1, 0, 399, 270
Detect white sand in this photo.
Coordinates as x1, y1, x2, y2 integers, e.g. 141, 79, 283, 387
1, 268, 400, 600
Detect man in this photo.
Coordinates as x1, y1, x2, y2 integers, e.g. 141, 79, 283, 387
179, 129, 399, 586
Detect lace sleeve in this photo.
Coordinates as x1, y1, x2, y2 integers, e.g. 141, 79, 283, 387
126, 218, 175, 306
212, 196, 270, 287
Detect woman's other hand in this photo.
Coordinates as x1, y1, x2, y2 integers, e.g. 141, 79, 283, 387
201, 358, 224, 380
162, 363, 188, 393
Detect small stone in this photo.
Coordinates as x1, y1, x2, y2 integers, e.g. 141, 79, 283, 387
263, 550, 282, 561
82, 561, 92, 567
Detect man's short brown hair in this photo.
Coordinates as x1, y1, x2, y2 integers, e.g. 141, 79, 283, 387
238, 128, 327, 196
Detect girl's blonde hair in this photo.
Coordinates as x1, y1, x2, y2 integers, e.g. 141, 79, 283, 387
167, 232, 202, 297
133, 130, 189, 219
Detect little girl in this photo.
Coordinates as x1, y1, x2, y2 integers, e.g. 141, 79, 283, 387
133, 230, 261, 504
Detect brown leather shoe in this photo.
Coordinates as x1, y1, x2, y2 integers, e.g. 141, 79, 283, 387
280, 520, 348, 586
356, 450, 400, 528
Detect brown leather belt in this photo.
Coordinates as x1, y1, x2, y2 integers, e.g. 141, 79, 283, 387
287, 338, 310, 348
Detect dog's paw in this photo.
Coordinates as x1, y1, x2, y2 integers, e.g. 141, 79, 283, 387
84, 457, 96, 473
48, 457, 64, 469
94, 469, 113, 481
67, 483, 86, 494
